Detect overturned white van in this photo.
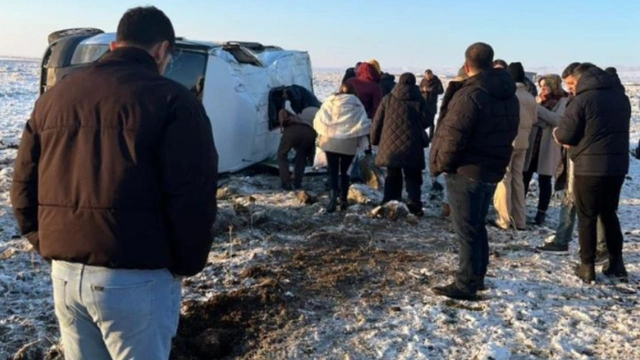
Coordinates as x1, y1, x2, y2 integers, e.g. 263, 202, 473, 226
40, 28, 315, 173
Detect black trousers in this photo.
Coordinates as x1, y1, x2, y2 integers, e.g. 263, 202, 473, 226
277, 124, 316, 187
523, 171, 552, 213
326, 152, 355, 197
383, 167, 423, 207
574, 175, 625, 264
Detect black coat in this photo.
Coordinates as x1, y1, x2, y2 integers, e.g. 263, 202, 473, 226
371, 83, 433, 169
419, 76, 444, 113
430, 69, 520, 183
380, 73, 396, 96
10, 48, 219, 276
554, 67, 631, 176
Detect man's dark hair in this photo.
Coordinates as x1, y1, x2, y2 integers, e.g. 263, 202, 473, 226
493, 59, 508, 69
561, 62, 580, 79
425, 69, 433, 75
116, 6, 175, 50
507, 62, 525, 83
572, 62, 598, 80
465, 43, 494, 71
604, 67, 618, 76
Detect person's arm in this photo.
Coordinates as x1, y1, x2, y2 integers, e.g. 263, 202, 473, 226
162, 90, 219, 277
433, 95, 479, 174
370, 98, 386, 146
553, 98, 585, 146
536, 99, 567, 127
10, 116, 41, 251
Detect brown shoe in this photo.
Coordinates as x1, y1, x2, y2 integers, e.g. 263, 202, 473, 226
442, 203, 451, 217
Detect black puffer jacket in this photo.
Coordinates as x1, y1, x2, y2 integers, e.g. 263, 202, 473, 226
554, 67, 631, 176
371, 81, 433, 169
429, 68, 519, 183
380, 73, 396, 96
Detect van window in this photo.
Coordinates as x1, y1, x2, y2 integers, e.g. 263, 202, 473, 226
70, 44, 109, 65
165, 50, 208, 100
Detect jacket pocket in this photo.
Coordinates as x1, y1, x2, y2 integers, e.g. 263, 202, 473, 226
90, 280, 154, 338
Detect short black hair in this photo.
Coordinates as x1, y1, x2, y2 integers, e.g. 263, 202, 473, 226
465, 43, 494, 71
561, 62, 580, 79
116, 6, 175, 51
493, 59, 508, 69
604, 67, 617, 75
508, 62, 525, 83
425, 69, 433, 75
572, 62, 597, 80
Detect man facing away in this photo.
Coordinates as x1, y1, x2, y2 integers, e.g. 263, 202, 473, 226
553, 63, 631, 283
10, 7, 218, 359
430, 42, 519, 300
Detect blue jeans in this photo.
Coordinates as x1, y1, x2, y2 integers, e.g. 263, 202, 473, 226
446, 174, 497, 292
549, 200, 607, 253
51, 261, 182, 360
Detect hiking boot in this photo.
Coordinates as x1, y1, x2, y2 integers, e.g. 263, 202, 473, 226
326, 190, 337, 213
534, 210, 546, 226
441, 203, 451, 217
432, 282, 478, 300
536, 243, 569, 253
603, 258, 628, 279
574, 263, 596, 284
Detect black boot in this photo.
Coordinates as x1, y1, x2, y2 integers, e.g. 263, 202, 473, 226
339, 193, 349, 211
603, 257, 628, 278
534, 210, 546, 226
326, 190, 337, 213
432, 282, 478, 300
574, 263, 596, 284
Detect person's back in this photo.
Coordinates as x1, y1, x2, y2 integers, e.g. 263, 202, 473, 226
10, 7, 218, 359
513, 82, 536, 150
557, 67, 630, 176
345, 62, 383, 119
431, 67, 519, 183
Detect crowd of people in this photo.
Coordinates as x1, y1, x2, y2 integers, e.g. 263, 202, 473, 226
7, 5, 635, 358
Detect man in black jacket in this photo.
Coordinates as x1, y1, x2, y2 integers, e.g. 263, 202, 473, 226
419, 69, 444, 139
11, 7, 218, 358
553, 63, 631, 283
430, 43, 519, 299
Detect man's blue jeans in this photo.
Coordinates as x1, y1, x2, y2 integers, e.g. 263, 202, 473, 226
51, 261, 182, 360
446, 174, 497, 291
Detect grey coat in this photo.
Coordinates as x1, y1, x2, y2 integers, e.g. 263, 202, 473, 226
524, 97, 567, 176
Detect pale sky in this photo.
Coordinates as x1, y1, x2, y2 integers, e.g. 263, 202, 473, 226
1, 0, 639, 69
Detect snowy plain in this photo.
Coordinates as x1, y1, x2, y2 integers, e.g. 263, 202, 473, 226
0, 59, 639, 359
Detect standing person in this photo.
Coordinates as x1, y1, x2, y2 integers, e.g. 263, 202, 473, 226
430, 42, 519, 299
277, 87, 320, 190
345, 62, 383, 120
536, 63, 607, 259
371, 73, 433, 216
10, 7, 218, 359
314, 83, 372, 212
419, 69, 444, 139
523, 74, 567, 225
553, 63, 631, 283
491, 62, 536, 230
379, 72, 396, 96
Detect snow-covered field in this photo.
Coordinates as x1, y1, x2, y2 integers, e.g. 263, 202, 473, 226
1, 59, 639, 360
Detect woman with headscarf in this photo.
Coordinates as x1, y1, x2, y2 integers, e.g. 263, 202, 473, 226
523, 74, 568, 225
314, 83, 371, 212
371, 73, 433, 216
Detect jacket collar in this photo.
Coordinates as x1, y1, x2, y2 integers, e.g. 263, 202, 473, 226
98, 47, 159, 74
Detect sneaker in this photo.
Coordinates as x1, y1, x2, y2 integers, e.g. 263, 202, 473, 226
407, 203, 424, 217
432, 282, 478, 300
574, 263, 596, 284
536, 243, 569, 253
595, 251, 610, 265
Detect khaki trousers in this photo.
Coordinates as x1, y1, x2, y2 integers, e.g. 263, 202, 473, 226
493, 148, 527, 229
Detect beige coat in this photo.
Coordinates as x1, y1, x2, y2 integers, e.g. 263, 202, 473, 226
513, 83, 537, 150
524, 97, 567, 176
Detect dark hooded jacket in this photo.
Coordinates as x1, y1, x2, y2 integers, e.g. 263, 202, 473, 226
342, 67, 357, 84
419, 75, 444, 113
554, 67, 631, 176
284, 85, 321, 114
371, 74, 433, 169
430, 68, 520, 183
379, 73, 396, 96
345, 63, 383, 119
10, 48, 219, 276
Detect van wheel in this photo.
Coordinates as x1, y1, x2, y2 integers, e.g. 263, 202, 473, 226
47, 28, 104, 44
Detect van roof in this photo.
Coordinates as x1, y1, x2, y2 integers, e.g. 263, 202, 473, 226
80, 33, 278, 52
